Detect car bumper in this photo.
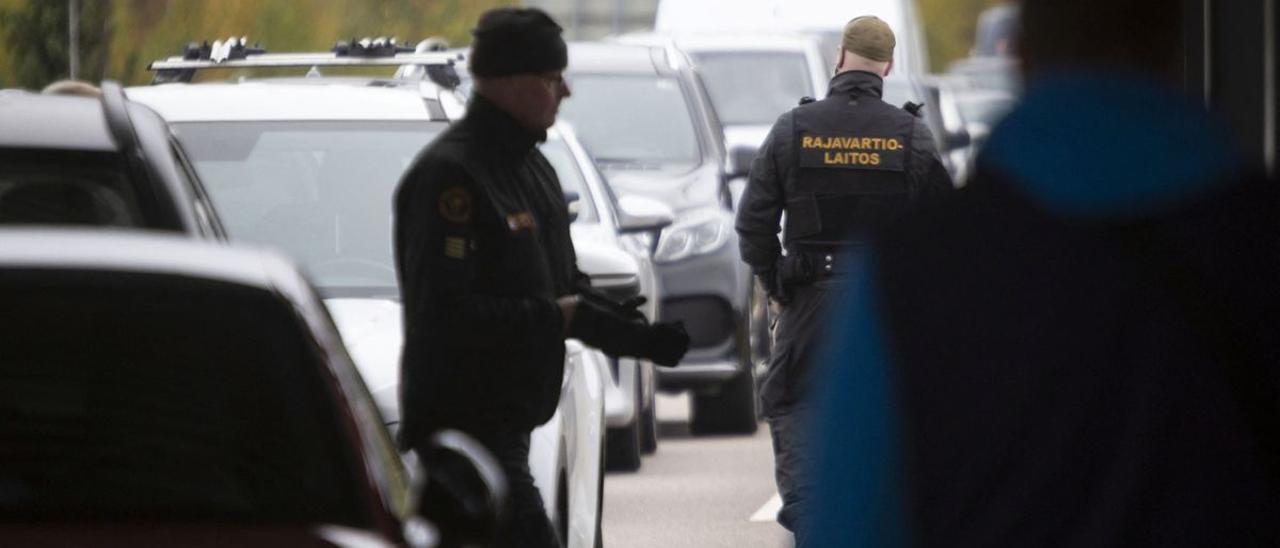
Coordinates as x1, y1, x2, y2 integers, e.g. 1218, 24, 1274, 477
604, 357, 638, 428
653, 230, 751, 388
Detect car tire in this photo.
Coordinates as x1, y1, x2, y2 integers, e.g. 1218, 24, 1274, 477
640, 367, 658, 454
690, 367, 759, 435
605, 370, 643, 472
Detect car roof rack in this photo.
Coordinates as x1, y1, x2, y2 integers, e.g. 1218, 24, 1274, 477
149, 37, 463, 89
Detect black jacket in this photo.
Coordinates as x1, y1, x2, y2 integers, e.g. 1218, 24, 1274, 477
394, 95, 583, 446
735, 71, 952, 287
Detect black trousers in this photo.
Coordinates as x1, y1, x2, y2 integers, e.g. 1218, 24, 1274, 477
453, 426, 561, 548
764, 280, 838, 544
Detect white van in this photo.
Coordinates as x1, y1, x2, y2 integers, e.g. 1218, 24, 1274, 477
654, 0, 929, 77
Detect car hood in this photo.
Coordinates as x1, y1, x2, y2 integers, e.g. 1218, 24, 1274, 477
0, 524, 398, 548
324, 298, 403, 423
599, 163, 722, 213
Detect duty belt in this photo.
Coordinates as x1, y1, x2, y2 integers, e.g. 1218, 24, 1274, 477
800, 250, 858, 277
779, 248, 859, 287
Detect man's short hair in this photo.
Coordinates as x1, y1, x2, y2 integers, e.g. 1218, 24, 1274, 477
1019, 0, 1180, 76
841, 16, 896, 63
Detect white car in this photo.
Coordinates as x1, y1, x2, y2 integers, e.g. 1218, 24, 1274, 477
543, 124, 675, 471
128, 51, 612, 547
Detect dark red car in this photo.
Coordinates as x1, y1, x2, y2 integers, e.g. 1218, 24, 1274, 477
0, 230, 501, 547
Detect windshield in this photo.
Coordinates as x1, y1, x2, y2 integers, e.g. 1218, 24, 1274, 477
558, 75, 701, 169
691, 51, 812, 126
174, 121, 443, 299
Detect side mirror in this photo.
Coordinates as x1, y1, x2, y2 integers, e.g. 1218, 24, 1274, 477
943, 128, 972, 151
412, 430, 506, 548
616, 194, 675, 234
727, 145, 757, 179
565, 190, 581, 222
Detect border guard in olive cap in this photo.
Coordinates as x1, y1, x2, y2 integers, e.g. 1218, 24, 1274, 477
394, 7, 688, 548
734, 14, 952, 546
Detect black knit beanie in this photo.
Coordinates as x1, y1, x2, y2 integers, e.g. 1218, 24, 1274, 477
469, 7, 568, 78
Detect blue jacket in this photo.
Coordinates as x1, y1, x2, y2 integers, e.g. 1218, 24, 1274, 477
809, 72, 1280, 547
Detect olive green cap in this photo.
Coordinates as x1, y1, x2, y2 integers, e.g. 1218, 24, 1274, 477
842, 16, 896, 63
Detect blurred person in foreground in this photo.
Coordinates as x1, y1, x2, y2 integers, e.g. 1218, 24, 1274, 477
808, 0, 1280, 546
734, 15, 952, 546
393, 7, 688, 547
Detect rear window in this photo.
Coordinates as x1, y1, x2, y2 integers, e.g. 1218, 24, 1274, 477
690, 51, 812, 126
0, 150, 143, 227
0, 272, 368, 526
558, 75, 702, 169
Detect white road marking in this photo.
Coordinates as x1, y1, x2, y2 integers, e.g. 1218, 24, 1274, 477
750, 493, 782, 522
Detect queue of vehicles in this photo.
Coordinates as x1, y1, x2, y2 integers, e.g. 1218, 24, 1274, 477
0, 4, 1016, 541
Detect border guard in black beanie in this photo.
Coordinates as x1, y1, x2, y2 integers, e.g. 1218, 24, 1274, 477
393, 7, 689, 547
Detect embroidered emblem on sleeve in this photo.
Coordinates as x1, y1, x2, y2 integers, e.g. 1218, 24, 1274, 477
438, 187, 473, 223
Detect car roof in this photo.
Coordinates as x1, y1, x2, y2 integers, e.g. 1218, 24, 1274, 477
0, 228, 310, 299
620, 32, 819, 53
565, 42, 677, 75
0, 93, 116, 151
127, 81, 437, 122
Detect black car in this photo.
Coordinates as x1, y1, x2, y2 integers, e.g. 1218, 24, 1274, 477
0, 230, 501, 548
0, 82, 223, 237
556, 42, 761, 434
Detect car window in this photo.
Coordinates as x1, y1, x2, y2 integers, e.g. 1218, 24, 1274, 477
558, 75, 701, 170
173, 121, 444, 298
0, 272, 369, 526
0, 150, 142, 227
540, 138, 597, 224
690, 51, 812, 126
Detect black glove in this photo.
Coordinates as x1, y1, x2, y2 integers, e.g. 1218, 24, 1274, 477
569, 294, 690, 367
640, 321, 690, 367
579, 291, 647, 323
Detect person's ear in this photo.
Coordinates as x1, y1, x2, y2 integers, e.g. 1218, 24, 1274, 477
883, 59, 894, 78
834, 48, 845, 76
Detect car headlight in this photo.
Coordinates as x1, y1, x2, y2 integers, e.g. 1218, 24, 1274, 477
652, 209, 730, 264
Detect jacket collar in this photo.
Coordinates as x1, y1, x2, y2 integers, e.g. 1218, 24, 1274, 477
979, 70, 1245, 220
464, 93, 543, 157
828, 70, 884, 99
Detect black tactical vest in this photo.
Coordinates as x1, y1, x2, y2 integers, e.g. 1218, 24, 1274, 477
786, 92, 915, 248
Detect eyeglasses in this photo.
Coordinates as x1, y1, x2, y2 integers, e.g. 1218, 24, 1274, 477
535, 71, 566, 87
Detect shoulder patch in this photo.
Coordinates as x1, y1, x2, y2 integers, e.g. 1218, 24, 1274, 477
438, 187, 472, 223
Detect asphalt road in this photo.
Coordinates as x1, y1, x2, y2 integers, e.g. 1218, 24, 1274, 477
601, 393, 792, 548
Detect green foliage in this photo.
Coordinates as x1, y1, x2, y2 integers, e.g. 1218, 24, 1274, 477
918, 0, 1012, 71
0, 0, 514, 88
0, 0, 112, 89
